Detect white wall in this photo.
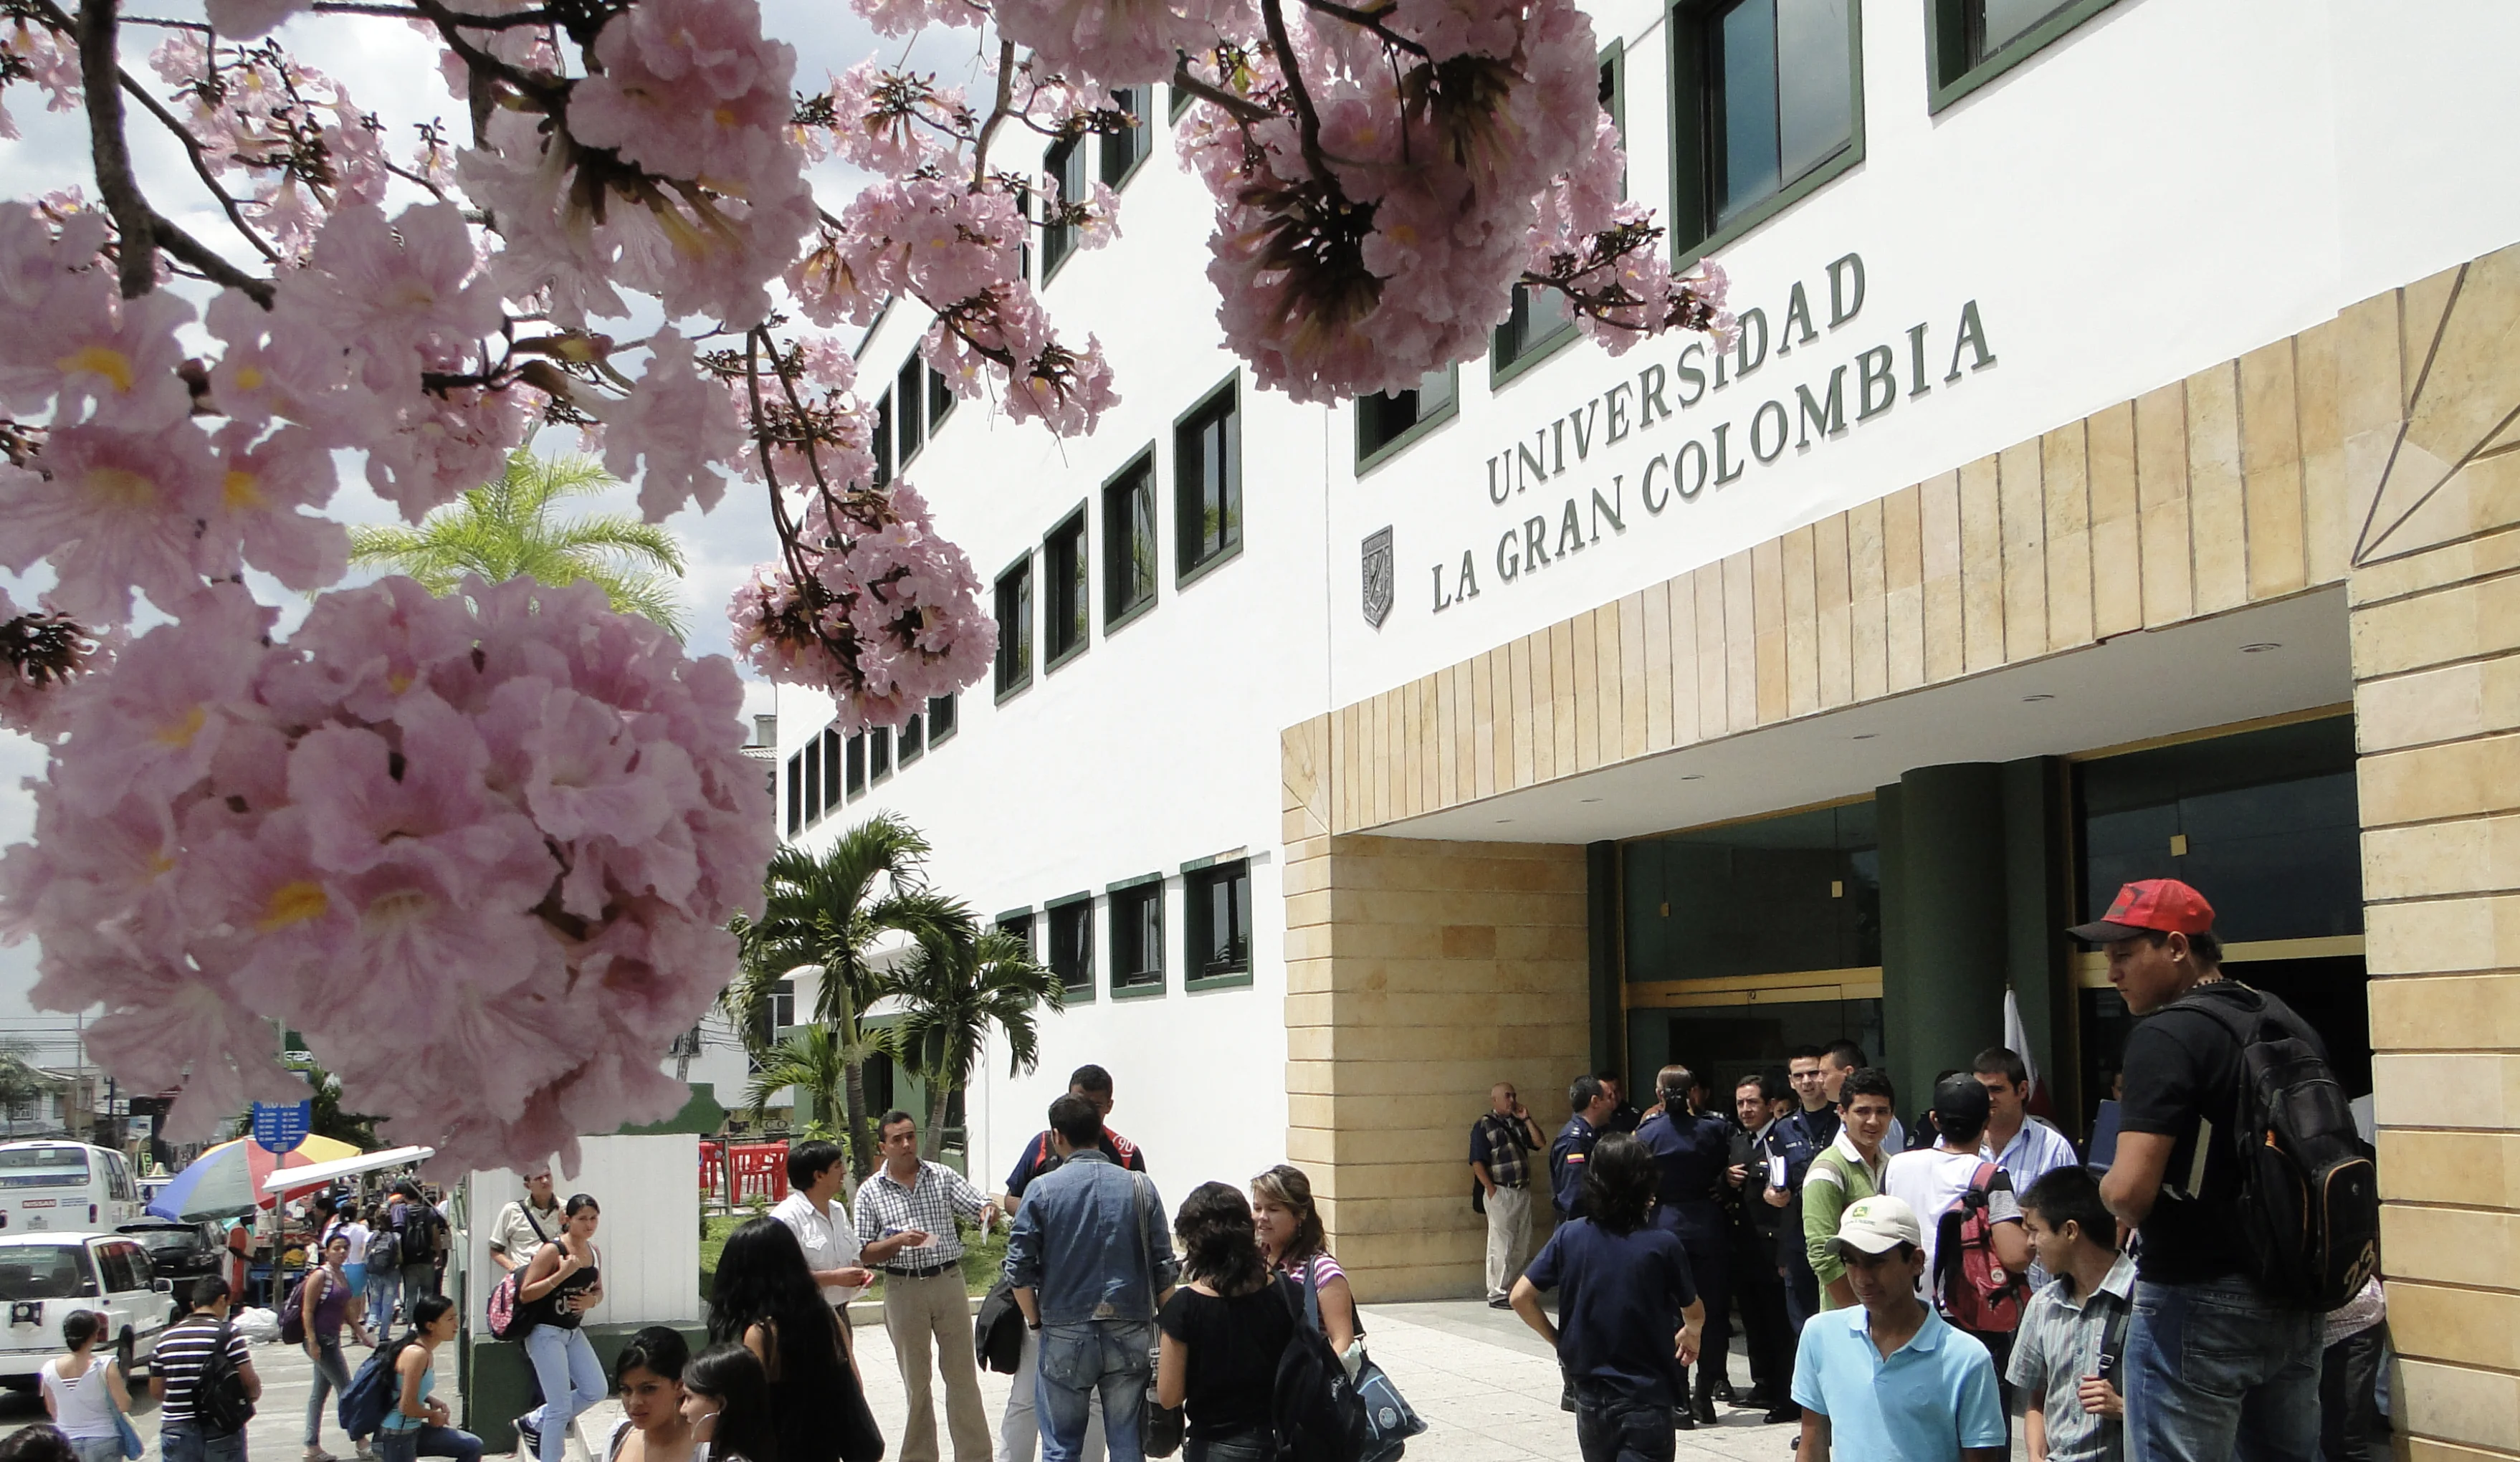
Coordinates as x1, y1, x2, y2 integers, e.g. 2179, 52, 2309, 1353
464, 1135, 702, 1330
770, 0, 2520, 1205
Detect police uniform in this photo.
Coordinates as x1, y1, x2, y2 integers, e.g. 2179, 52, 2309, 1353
1637, 1106, 1734, 1418
1725, 1118, 1795, 1410
1767, 1104, 1840, 1334
1549, 1112, 1600, 1218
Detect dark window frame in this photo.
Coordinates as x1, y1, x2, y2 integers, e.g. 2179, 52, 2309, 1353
785, 752, 803, 836
1491, 283, 1582, 387
872, 390, 894, 487
928, 365, 955, 432
895, 358, 926, 464
927, 693, 958, 745
1174, 374, 1243, 588
1046, 893, 1097, 1003
1101, 87, 1152, 190
1183, 857, 1254, 990
821, 730, 843, 814
1667, 0, 1866, 270
1042, 139, 1085, 282
845, 732, 867, 796
994, 553, 1034, 702
802, 739, 824, 823
869, 725, 892, 783
1924, 0, 2118, 112
1044, 505, 1091, 672
1102, 448, 1160, 633
1107, 874, 1165, 998
1355, 366, 1461, 474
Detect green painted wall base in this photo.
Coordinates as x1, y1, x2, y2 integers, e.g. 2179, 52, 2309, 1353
461, 1323, 708, 1449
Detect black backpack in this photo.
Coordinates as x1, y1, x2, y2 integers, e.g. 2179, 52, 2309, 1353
1272, 1274, 1368, 1462
193, 1316, 257, 1437
401, 1203, 443, 1261
2170, 983, 2380, 1312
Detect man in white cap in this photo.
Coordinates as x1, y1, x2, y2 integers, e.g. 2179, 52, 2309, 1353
1790, 1194, 2005, 1462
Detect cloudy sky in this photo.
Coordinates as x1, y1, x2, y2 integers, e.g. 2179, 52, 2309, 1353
0, 0, 988, 1044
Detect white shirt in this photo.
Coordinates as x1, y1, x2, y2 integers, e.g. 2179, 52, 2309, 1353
41, 1356, 118, 1441
1881, 1145, 2023, 1299
770, 1189, 864, 1306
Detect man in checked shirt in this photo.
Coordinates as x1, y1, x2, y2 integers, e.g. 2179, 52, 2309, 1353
857, 1109, 996, 1462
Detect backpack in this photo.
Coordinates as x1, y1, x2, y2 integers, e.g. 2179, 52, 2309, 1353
485, 1263, 533, 1341
2168, 983, 2381, 1311
1933, 1162, 2028, 1334
400, 1203, 444, 1261
338, 1335, 416, 1438
277, 1271, 312, 1345
1272, 1271, 1369, 1462
366, 1226, 401, 1272
191, 1317, 257, 1437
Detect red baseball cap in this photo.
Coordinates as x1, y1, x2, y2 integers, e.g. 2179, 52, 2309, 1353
2068, 878, 2215, 943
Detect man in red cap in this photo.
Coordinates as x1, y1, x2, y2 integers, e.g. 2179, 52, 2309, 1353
2073, 879, 2324, 1462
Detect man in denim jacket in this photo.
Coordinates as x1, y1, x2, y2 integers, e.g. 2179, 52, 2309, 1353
1005, 1094, 1180, 1462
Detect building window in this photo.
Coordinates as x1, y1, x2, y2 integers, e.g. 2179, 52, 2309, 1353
995, 557, 1034, 699
898, 711, 925, 765
872, 390, 894, 487
1670, 0, 1860, 257
1928, 0, 2115, 108
1356, 367, 1459, 469
1049, 898, 1095, 1000
1102, 88, 1148, 187
1110, 879, 1164, 994
845, 732, 867, 796
802, 741, 824, 823
769, 978, 796, 1030
895, 359, 925, 463
928, 366, 954, 431
1045, 509, 1089, 668
786, 752, 803, 835
1493, 284, 1578, 381
1103, 454, 1158, 628
1624, 800, 1879, 982
928, 694, 958, 745
1175, 379, 1241, 583
869, 725, 892, 783
1043, 138, 1084, 280
997, 911, 1033, 952
1186, 859, 1252, 985
817, 730, 839, 814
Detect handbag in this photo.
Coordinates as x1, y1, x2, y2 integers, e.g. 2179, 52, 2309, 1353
1130, 1172, 1186, 1459
103, 1367, 142, 1461
1300, 1263, 1423, 1462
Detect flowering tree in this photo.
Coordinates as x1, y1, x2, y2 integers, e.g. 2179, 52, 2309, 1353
0, 0, 1731, 1171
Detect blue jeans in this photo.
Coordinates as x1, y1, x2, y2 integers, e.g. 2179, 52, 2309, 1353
163, 1419, 247, 1462
1572, 1381, 1676, 1462
523, 1326, 606, 1462
2127, 1274, 2322, 1462
1183, 1429, 1269, 1462
1036, 1320, 1154, 1462
368, 1268, 402, 1323
308, 1334, 353, 1444
378, 1425, 483, 1462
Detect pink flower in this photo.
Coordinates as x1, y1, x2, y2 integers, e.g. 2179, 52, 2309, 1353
601, 328, 746, 522
201, 425, 351, 591
0, 423, 221, 624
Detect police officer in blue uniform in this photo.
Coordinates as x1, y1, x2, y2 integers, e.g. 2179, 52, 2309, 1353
1766, 1046, 1841, 1344
1636, 1063, 1734, 1428
1550, 1074, 1617, 1218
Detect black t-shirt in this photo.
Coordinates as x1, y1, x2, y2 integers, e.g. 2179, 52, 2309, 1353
1157, 1281, 1298, 1440
1522, 1219, 1699, 1398
2119, 980, 2325, 1284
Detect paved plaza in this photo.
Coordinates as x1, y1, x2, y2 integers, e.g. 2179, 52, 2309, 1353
0, 1299, 1813, 1462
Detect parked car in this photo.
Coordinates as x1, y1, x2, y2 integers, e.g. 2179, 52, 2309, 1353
0, 1233, 171, 1389
117, 1219, 221, 1299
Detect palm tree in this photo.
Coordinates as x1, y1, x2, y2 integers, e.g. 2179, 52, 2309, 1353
347, 450, 691, 637
720, 816, 948, 1177
889, 910, 1063, 1159
744, 1024, 852, 1135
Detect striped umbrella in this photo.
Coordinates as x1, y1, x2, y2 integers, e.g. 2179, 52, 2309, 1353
144, 1134, 361, 1221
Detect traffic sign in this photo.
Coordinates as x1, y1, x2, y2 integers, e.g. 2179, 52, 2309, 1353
251, 1099, 312, 1153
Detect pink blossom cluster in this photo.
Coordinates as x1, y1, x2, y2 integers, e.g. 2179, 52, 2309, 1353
727, 480, 996, 730
0, 577, 773, 1173
0, 16, 82, 139
147, 36, 389, 258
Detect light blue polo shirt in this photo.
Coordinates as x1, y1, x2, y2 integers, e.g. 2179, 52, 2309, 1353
1790, 1301, 2005, 1461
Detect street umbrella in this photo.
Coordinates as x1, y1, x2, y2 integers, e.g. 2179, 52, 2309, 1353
144, 1134, 361, 1221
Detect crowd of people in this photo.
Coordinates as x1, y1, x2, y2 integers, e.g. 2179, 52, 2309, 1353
1484, 877, 2389, 1462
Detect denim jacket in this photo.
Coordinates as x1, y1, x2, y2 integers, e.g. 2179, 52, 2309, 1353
1002, 1149, 1179, 1326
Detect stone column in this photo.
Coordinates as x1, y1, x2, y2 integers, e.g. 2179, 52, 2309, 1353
2341, 242, 2520, 1461
1881, 763, 2011, 1108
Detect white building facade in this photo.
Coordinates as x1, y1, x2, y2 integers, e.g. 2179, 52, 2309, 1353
778, 6, 2520, 1452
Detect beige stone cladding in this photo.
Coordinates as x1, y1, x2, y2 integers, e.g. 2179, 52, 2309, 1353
2345, 243, 2520, 1462
1277, 823, 1590, 1303
1281, 238, 2520, 1453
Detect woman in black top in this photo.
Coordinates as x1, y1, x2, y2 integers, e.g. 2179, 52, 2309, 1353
1155, 1182, 1297, 1462
517, 1195, 606, 1462
705, 1219, 881, 1462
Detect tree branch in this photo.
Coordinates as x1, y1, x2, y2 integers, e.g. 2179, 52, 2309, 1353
1169, 54, 1275, 125
1294, 0, 1429, 57
117, 71, 285, 264
155, 219, 275, 305
968, 38, 1016, 188
1259, 0, 1335, 192
77, 0, 158, 297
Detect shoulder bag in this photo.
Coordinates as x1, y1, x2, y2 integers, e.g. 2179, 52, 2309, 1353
1298, 1263, 1423, 1462
98, 1362, 142, 1461
1132, 1170, 1187, 1458
193, 1317, 257, 1437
